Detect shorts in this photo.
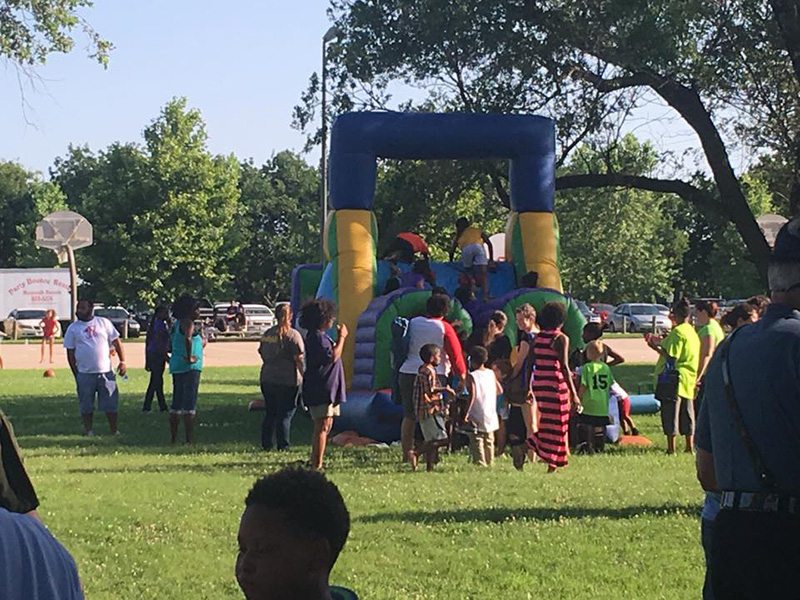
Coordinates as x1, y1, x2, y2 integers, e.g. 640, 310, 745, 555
461, 243, 488, 269
507, 405, 527, 442
618, 395, 631, 418
308, 403, 341, 420
496, 393, 509, 420
76, 372, 119, 414
418, 413, 447, 442
171, 370, 201, 415
576, 413, 611, 427
660, 396, 695, 436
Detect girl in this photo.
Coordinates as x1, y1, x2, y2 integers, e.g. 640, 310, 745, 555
169, 295, 204, 444
695, 300, 724, 387
39, 309, 58, 364
300, 299, 347, 471
506, 303, 538, 470
526, 302, 579, 473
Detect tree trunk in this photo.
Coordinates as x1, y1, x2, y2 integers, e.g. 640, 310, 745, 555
652, 80, 772, 281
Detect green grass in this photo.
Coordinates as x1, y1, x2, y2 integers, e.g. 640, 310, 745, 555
0, 364, 703, 600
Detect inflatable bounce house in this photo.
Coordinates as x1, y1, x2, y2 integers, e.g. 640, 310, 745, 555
291, 112, 591, 442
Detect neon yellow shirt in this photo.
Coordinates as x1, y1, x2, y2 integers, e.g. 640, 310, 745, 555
457, 226, 483, 249
654, 322, 701, 399
698, 319, 724, 347
580, 361, 615, 417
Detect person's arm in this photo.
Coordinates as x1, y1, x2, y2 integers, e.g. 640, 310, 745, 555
511, 340, 530, 378
697, 335, 716, 384
606, 346, 625, 367
183, 319, 197, 364
448, 234, 459, 262
294, 333, 305, 374
442, 321, 468, 381
66, 349, 78, 378
332, 324, 348, 362
111, 338, 127, 376
556, 334, 578, 406
482, 232, 495, 262
696, 448, 717, 492
463, 373, 476, 422
494, 371, 503, 396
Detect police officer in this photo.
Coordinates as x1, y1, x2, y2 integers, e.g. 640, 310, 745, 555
696, 217, 800, 599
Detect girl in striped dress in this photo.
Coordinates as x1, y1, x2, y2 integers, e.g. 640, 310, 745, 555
527, 302, 580, 473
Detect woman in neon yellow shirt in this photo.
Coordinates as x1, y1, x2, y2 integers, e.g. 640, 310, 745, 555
647, 298, 701, 454
695, 299, 725, 387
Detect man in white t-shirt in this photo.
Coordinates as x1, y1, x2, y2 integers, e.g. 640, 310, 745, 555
63, 299, 127, 436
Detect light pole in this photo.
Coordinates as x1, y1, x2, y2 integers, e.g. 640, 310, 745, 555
320, 25, 342, 263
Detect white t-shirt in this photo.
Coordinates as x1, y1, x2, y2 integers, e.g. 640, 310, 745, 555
468, 368, 500, 433
63, 317, 120, 374
399, 317, 451, 376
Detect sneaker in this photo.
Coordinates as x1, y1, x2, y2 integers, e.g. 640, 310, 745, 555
113, 430, 121, 437
141, 409, 152, 414
85, 430, 95, 437
631, 427, 640, 436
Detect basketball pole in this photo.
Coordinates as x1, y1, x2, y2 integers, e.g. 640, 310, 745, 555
65, 245, 78, 322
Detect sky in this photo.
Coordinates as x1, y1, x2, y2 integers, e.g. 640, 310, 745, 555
1, 1, 334, 174
1, 1, 749, 179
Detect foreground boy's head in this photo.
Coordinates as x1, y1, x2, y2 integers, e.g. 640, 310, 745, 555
236, 467, 351, 600
582, 322, 604, 344
469, 345, 489, 369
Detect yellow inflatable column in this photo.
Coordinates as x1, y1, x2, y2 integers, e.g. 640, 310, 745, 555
332, 209, 377, 385
506, 211, 562, 291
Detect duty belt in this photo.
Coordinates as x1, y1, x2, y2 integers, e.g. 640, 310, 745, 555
720, 491, 800, 515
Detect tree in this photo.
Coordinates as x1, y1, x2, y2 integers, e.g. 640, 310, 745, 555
296, 0, 800, 282
14, 180, 68, 267
557, 135, 687, 303
0, 0, 111, 68
232, 152, 320, 303
52, 98, 241, 307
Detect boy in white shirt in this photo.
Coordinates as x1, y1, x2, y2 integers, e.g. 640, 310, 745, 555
63, 299, 127, 437
464, 346, 502, 466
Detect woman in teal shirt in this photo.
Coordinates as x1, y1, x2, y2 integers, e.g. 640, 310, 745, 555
695, 299, 725, 387
169, 294, 204, 444
647, 298, 701, 454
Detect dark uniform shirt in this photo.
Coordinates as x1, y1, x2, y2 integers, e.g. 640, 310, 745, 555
696, 303, 800, 492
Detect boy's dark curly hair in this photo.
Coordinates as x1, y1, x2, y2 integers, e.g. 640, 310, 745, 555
299, 298, 337, 331
537, 301, 567, 331
245, 467, 350, 570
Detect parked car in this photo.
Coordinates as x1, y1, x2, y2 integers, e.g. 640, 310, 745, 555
590, 303, 615, 322
606, 303, 672, 333
94, 306, 141, 338
573, 299, 601, 324
655, 304, 670, 317
4, 308, 49, 338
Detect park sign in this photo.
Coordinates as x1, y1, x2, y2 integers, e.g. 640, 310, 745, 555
35, 211, 93, 321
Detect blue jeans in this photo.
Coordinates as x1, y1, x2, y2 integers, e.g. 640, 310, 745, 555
171, 370, 201, 414
260, 382, 298, 450
76, 372, 119, 414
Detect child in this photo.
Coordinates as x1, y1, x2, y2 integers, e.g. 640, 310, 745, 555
411, 343, 453, 471
39, 309, 58, 364
464, 346, 502, 466
572, 322, 625, 369
492, 358, 513, 456
610, 381, 639, 436
449, 217, 494, 301
577, 341, 615, 453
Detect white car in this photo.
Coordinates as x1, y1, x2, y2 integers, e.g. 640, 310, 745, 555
212, 302, 275, 336
5, 308, 53, 338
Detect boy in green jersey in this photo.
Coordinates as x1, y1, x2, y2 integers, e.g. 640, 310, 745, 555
577, 341, 615, 453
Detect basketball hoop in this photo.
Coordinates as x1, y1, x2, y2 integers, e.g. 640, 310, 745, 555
35, 211, 93, 321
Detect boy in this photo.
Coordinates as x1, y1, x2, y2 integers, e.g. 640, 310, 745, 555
449, 217, 494, 301
236, 467, 358, 600
577, 341, 615, 453
411, 343, 453, 471
464, 346, 502, 466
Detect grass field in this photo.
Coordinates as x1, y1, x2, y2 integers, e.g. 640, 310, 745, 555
0, 363, 704, 600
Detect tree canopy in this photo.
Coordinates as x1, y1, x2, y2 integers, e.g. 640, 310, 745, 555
295, 0, 800, 282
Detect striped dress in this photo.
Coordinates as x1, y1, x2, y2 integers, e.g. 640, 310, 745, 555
528, 328, 570, 468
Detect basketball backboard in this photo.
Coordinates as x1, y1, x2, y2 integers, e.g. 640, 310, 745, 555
35, 211, 93, 262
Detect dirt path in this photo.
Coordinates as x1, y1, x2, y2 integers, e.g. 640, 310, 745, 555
604, 337, 657, 363
0, 340, 263, 370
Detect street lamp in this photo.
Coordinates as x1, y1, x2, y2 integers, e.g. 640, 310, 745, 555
320, 25, 343, 262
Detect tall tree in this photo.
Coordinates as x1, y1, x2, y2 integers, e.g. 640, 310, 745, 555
296, 0, 800, 281
52, 98, 241, 306
0, 161, 33, 266
233, 152, 320, 303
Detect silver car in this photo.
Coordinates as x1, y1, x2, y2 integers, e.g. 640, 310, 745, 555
607, 303, 672, 333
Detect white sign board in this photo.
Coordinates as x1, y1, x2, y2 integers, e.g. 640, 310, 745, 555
0, 269, 72, 319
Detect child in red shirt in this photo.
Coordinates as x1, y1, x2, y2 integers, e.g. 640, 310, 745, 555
39, 310, 58, 364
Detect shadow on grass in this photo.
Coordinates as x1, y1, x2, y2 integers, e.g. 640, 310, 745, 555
358, 503, 698, 525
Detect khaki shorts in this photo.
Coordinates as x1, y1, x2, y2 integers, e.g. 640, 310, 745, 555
308, 403, 341, 420
660, 396, 695, 436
